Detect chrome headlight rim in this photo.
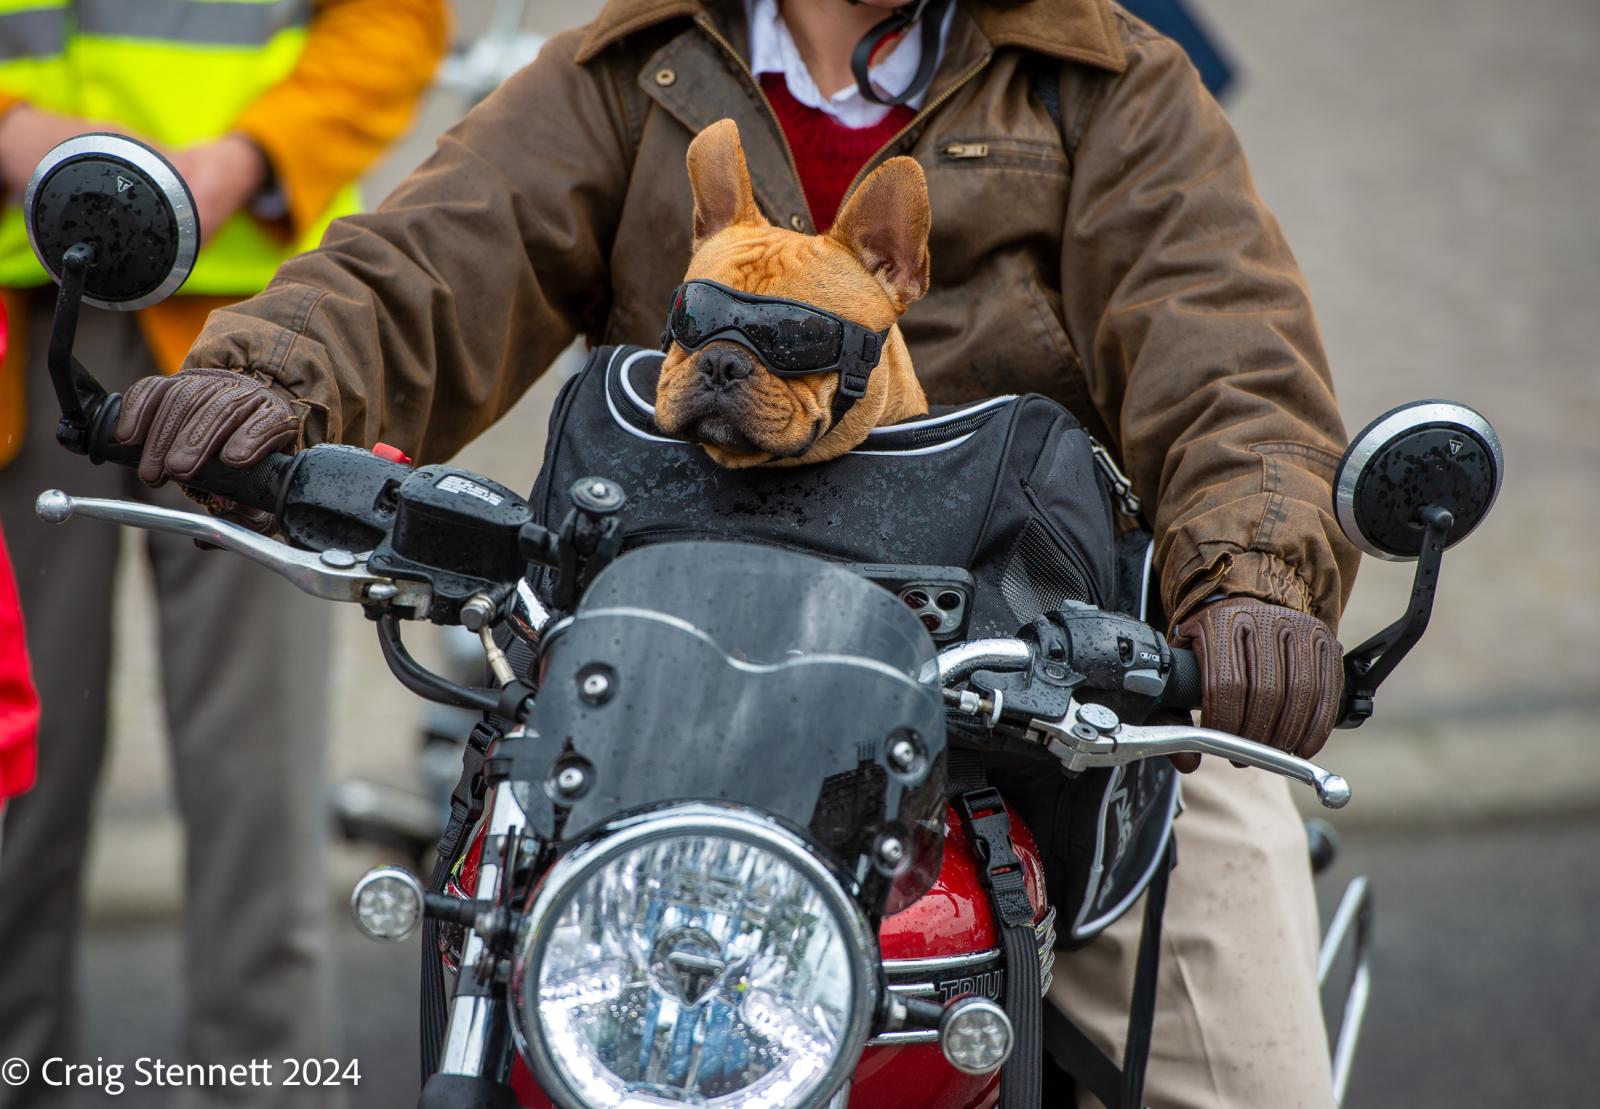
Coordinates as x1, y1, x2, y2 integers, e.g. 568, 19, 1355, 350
512, 801, 880, 1109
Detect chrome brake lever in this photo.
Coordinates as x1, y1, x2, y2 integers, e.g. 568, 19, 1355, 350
36, 490, 430, 613
1031, 700, 1352, 810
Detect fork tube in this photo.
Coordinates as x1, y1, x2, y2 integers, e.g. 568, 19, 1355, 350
435, 778, 528, 1080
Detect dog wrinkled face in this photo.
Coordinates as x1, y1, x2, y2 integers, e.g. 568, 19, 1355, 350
657, 231, 894, 465
655, 120, 930, 468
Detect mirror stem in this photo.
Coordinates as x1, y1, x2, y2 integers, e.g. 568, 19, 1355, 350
1337, 505, 1454, 728
47, 241, 113, 455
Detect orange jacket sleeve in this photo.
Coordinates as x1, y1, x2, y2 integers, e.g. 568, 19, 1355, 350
232, 0, 450, 240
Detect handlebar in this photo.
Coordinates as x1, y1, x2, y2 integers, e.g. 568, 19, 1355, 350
1161, 646, 1204, 710
928, 635, 1349, 808
34, 485, 1342, 807
84, 393, 296, 515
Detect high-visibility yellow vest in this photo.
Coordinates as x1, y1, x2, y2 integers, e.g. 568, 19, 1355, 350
0, 0, 360, 293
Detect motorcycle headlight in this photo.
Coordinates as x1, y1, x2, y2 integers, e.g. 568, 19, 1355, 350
513, 804, 877, 1108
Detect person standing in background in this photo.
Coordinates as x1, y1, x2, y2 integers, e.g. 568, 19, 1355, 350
1, 295, 38, 839
0, 3, 447, 1106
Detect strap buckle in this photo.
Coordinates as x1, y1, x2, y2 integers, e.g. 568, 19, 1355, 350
1090, 438, 1142, 520
955, 786, 1035, 929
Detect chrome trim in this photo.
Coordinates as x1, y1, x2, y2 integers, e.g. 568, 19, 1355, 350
26, 134, 199, 311
939, 996, 1014, 1075
924, 638, 1033, 686
349, 866, 424, 943
872, 1028, 940, 1045
512, 802, 877, 1109
34, 492, 431, 613
1318, 876, 1374, 1106
1333, 400, 1504, 562
437, 994, 514, 1082
512, 579, 551, 639
881, 948, 1002, 976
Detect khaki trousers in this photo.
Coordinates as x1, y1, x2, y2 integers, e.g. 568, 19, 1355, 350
1050, 758, 1336, 1109
0, 293, 339, 1109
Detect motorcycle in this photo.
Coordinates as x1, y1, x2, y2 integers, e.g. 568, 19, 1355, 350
21, 136, 1503, 1108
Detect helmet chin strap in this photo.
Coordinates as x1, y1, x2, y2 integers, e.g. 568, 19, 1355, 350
848, 0, 954, 107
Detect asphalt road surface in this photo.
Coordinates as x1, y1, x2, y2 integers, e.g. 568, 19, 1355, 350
66, 813, 1600, 1109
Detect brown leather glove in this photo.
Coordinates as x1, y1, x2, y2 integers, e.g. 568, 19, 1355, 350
116, 368, 298, 483
115, 369, 300, 532
1173, 596, 1344, 759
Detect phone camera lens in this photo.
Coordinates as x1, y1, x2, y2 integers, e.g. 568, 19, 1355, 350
935, 590, 963, 611
903, 589, 930, 609
920, 612, 943, 632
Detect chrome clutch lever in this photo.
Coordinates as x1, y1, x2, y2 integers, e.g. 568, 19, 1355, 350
1032, 700, 1352, 810
35, 490, 430, 614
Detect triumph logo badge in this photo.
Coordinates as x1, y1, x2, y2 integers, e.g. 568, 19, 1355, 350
116, 175, 133, 193
649, 927, 729, 1005
936, 969, 1004, 1003
1449, 438, 1463, 456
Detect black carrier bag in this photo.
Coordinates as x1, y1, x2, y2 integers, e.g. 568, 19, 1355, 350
529, 346, 1178, 946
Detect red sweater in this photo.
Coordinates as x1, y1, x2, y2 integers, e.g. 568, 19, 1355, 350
761, 74, 914, 233
1, 298, 37, 801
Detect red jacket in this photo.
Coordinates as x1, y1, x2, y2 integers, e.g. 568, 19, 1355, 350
1, 299, 39, 800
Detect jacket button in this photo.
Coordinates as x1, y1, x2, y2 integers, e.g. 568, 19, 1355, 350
654, 68, 676, 86
789, 213, 805, 231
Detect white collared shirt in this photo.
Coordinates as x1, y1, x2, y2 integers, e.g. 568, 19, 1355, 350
746, 0, 953, 130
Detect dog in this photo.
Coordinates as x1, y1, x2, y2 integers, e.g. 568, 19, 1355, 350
654, 119, 931, 468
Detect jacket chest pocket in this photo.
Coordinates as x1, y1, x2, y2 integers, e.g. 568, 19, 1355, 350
933, 136, 1068, 173
924, 133, 1070, 281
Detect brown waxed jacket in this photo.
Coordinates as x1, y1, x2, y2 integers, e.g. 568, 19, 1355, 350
184, 0, 1360, 630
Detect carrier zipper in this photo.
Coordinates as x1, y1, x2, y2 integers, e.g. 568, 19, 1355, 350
1091, 439, 1143, 520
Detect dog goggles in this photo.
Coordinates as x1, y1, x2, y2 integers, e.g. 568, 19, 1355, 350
664, 280, 890, 408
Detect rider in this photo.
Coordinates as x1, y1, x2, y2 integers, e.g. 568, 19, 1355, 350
109, 1, 1357, 1104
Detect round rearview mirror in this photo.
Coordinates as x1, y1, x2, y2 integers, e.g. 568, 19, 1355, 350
24, 133, 198, 311
1333, 400, 1503, 561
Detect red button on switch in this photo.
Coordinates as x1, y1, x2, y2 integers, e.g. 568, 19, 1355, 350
372, 442, 412, 466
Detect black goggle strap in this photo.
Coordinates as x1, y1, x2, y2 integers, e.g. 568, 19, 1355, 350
827, 323, 885, 427
850, 0, 953, 108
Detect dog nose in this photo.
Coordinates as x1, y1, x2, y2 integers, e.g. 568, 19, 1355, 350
697, 344, 754, 388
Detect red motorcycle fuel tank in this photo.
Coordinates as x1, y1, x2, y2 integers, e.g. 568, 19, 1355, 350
496, 802, 1051, 1109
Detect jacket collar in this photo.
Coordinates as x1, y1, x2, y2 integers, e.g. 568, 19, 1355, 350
575, 0, 1126, 73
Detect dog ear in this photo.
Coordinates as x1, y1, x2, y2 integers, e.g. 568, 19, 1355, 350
687, 119, 767, 247
828, 156, 931, 312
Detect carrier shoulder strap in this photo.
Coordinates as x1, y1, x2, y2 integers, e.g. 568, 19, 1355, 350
953, 747, 1169, 1109
1041, 843, 1172, 1109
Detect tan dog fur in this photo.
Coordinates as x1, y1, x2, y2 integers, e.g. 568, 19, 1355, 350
654, 120, 930, 468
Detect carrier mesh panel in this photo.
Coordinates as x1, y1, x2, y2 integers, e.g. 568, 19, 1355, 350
1000, 520, 1095, 625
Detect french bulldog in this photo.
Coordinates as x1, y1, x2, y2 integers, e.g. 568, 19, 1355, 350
654, 119, 930, 468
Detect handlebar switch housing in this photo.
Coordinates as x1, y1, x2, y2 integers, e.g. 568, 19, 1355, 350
1030, 600, 1173, 723
278, 444, 412, 553
367, 465, 535, 624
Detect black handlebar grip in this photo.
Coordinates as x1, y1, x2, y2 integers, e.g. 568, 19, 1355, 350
85, 392, 295, 515
1160, 646, 1204, 710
